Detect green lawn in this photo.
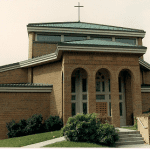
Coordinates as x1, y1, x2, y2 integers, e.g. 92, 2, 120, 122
121, 126, 137, 130
44, 141, 109, 147
0, 130, 62, 147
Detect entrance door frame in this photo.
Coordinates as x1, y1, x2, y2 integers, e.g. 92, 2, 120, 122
71, 69, 88, 115
119, 75, 126, 126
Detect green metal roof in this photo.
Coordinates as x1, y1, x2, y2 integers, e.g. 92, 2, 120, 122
0, 83, 53, 87
61, 39, 146, 49
27, 22, 144, 33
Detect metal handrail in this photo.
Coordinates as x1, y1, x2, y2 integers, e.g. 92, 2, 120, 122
137, 117, 147, 129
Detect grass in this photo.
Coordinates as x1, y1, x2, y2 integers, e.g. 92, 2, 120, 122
44, 141, 109, 147
0, 130, 62, 147
121, 126, 137, 130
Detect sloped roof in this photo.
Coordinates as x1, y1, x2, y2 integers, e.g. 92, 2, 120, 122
61, 39, 146, 49
0, 83, 53, 87
27, 22, 145, 33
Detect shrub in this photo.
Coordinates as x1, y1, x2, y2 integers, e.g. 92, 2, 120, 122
6, 119, 27, 138
44, 115, 63, 132
95, 123, 119, 146
62, 113, 119, 146
24, 114, 43, 135
62, 113, 100, 142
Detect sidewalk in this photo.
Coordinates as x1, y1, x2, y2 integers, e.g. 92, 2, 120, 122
22, 136, 66, 148
21, 128, 150, 148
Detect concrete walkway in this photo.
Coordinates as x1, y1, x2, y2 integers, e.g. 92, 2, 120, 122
22, 136, 66, 148
21, 128, 150, 148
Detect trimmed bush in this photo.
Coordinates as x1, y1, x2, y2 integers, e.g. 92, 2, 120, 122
6, 114, 63, 138
95, 123, 119, 146
62, 113, 119, 146
44, 115, 63, 132
6, 119, 27, 138
62, 113, 100, 142
24, 114, 43, 135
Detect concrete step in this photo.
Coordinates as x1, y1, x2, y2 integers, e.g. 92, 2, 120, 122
118, 137, 144, 142
116, 140, 144, 145
119, 134, 142, 138
118, 131, 140, 135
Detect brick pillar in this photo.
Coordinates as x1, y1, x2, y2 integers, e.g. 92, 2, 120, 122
138, 37, 144, 60
28, 68, 33, 83
111, 73, 120, 127
28, 32, 35, 59
88, 72, 96, 114
132, 69, 142, 117
63, 66, 71, 125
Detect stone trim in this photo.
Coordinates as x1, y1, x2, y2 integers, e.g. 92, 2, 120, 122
141, 88, 150, 93
0, 87, 53, 93
57, 45, 146, 54
27, 27, 145, 38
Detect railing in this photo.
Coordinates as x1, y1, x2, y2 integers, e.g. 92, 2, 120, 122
137, 117, 147, 129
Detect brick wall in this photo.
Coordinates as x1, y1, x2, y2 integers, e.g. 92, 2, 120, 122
33, 43, 57, 58
143, 71, 150, 84
62, 52, 142, 127
142, 93, 150, 113
0, 68, 28, 84
0, 92, 50, 139
33, 61, 62, 118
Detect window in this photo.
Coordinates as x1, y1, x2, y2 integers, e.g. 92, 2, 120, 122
116, 38, 136, 45
96, 81, 100, 92
96, 95, 105, 100
37, 35, 61, 42
64, 35, 86, 42
72, 103, 76, 116
91, 37, 112, 41
82, 79, 87, 92
119, 77, 122, 92
119, 102, 123, 116
83, 103, 87, 114
71, 95, 76, 100
71, 77, 76, 93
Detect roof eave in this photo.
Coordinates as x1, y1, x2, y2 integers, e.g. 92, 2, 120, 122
27, 26, 145, 38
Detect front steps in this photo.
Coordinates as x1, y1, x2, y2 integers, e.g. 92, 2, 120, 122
116, 128, 144, 146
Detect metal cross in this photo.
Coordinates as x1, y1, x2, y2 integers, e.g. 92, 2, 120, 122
74, 2, 84, 22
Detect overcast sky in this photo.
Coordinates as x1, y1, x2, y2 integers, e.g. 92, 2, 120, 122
0, 0, 150, 66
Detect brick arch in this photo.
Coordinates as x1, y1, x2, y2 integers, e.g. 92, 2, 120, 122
94, 66, 113, 79
116, 66, 135, 81
117, 66, 136, 126
68, 65, 90, 79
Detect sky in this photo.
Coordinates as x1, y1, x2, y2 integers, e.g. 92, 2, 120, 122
0, 0, 150, 66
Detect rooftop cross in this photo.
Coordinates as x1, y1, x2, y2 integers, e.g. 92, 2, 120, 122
74, 2, 84, 22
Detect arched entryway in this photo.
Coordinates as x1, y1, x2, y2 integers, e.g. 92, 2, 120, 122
95, 68, 111, 116
71, 68, 88, 116
118, 70, 133, 126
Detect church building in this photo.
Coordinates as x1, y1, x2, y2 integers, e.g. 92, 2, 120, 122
0, 21, 150, 139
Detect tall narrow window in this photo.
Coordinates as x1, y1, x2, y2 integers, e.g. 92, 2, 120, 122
119, 102, 123, 116
108, 79, 110, 92
82, 79, 87, 92
83, 103, 87, 114
71, 77, 76, 93
119, 77, 122, 92
96, 81, 100, 92
102, 81, 105, 92
72, 103, 76, 116
109, 102, 111, 116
